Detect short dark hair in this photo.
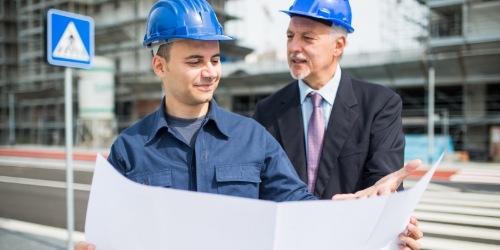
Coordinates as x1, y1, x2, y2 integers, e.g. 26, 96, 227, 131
156, 43, 173, 62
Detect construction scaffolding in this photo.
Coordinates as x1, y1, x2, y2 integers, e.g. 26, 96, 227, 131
0, 0, 251, 147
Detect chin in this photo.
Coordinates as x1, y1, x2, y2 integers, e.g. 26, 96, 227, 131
290, 71, 309, 80
200, 95, 213, 103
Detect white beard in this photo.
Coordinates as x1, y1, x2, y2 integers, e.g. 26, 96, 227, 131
290, 70, 310, 80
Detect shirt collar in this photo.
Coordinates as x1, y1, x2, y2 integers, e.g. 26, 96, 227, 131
205, 99, 230, 138
298, 65, 342, 105
147, 98, 229, 144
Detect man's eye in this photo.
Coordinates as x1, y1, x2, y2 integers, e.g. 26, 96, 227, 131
187, 61, 200, 65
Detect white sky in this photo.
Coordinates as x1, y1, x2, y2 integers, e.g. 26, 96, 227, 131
226, 0, 425, 57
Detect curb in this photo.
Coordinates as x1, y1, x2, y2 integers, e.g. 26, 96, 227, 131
0, 147, 107, 161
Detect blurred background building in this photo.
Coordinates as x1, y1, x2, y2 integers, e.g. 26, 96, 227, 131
0, 0, 252, 149
0, 0, 499, 163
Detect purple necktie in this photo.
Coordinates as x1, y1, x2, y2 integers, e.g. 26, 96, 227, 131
307, 92, 325, 193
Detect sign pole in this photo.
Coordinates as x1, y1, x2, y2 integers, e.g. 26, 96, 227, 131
46, 9, 93, 248
65, 66, 74, 250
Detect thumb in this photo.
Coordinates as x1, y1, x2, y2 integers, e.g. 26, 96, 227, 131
396, 159, 422, 180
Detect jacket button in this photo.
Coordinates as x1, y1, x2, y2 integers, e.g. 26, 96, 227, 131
143, 179, 149, 185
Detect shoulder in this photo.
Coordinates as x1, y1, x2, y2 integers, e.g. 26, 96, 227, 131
352, 77, 396, 95
121, 112, 157, 136
257, 81, 297, 108
218, 107, 264, 129
347, 75, 401, 103
253, 81, 297, 122
113, 111, 159, 148
108, 112, 159, 171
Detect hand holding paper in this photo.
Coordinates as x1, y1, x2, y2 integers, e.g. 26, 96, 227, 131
332, 159, 423, 200
398, 216, 423, 250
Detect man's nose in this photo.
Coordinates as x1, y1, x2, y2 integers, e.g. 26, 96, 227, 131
202, 64, 217, 79
287, 37, 301, 52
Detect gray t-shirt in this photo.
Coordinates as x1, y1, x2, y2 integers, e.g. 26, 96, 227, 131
165, 113, 206, 147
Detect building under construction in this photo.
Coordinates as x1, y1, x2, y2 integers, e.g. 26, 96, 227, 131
0, 0, 252, 148
0, 0, 499, 162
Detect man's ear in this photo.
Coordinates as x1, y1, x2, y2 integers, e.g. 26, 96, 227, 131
333, 35, 346, 57
152, 55, 167, 77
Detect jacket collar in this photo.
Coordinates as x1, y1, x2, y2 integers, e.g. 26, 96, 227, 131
146, 98, 229, 145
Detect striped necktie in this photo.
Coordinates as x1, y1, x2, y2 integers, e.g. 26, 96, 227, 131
307, 92, 325, 193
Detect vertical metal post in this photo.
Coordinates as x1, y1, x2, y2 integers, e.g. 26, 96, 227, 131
443, 109, 450, 154
65, 67, 74, 250
8, 92, 15, 145
427, 62, 435, 163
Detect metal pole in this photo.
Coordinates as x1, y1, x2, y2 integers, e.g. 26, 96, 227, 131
428, 62, 435, 163
443, 109, 450, 154
8, 92, 15, 145
65, 67, 74, 250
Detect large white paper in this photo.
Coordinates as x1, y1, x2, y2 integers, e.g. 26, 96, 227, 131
85, 154, 442, 250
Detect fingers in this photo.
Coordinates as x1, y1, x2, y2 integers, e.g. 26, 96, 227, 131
397, 159, 422, 180
74, 241, 86, 250
385, 159, 423, 195
410, 216, 419, 227
398, 233, 422, 250
352, 183, 393, 199
331, 193, 357, 200
407, 217, 423, 240
334, 159, 423, 200
398, 216, 423, 249
74, 241, 95, 250
374, 186, 392, 196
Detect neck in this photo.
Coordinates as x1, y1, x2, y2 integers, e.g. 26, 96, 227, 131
165, 99, 210, 119
304, 66, 337, 90
303, 71, 335, 90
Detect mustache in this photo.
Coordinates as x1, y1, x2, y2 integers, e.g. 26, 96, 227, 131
289, 53, 307, 61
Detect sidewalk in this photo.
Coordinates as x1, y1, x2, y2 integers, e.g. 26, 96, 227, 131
0, 145, 95, 249
0, 217, 85, 250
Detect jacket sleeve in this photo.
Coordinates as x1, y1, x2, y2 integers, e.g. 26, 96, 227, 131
363, 93, 405, 190
259, 131, 317, 201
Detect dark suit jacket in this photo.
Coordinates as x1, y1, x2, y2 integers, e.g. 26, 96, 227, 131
253, 73, 405, 199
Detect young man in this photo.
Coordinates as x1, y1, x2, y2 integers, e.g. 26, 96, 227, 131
253, 0, 422, 249
76, 0, 422, 249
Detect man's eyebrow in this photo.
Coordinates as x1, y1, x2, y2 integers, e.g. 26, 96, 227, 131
184, 53, 221, 60
184, 55, 204, 60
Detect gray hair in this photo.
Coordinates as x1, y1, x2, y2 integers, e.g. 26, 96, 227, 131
330, 24, 348, 40
330, 24, 348, 58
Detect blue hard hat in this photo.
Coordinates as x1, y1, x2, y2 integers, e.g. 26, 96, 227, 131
281, 0, 355, 33
143, 0, 234, 47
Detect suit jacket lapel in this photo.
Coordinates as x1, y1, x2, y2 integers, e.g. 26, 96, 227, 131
276, 82, 308, 182
314, 74, 359, 197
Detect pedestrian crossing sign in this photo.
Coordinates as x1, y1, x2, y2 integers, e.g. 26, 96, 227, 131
47, 9, 94, 69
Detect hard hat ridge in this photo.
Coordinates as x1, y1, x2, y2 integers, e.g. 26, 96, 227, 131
143, 0, 234, 47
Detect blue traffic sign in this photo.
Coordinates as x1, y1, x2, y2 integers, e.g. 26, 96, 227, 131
47, 9, 94, 68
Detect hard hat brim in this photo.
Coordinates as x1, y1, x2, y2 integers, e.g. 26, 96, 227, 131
143, 34, 234, 47
193, 34, 235, 41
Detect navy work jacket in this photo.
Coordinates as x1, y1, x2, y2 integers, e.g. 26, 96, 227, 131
108, 98, 316, 202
